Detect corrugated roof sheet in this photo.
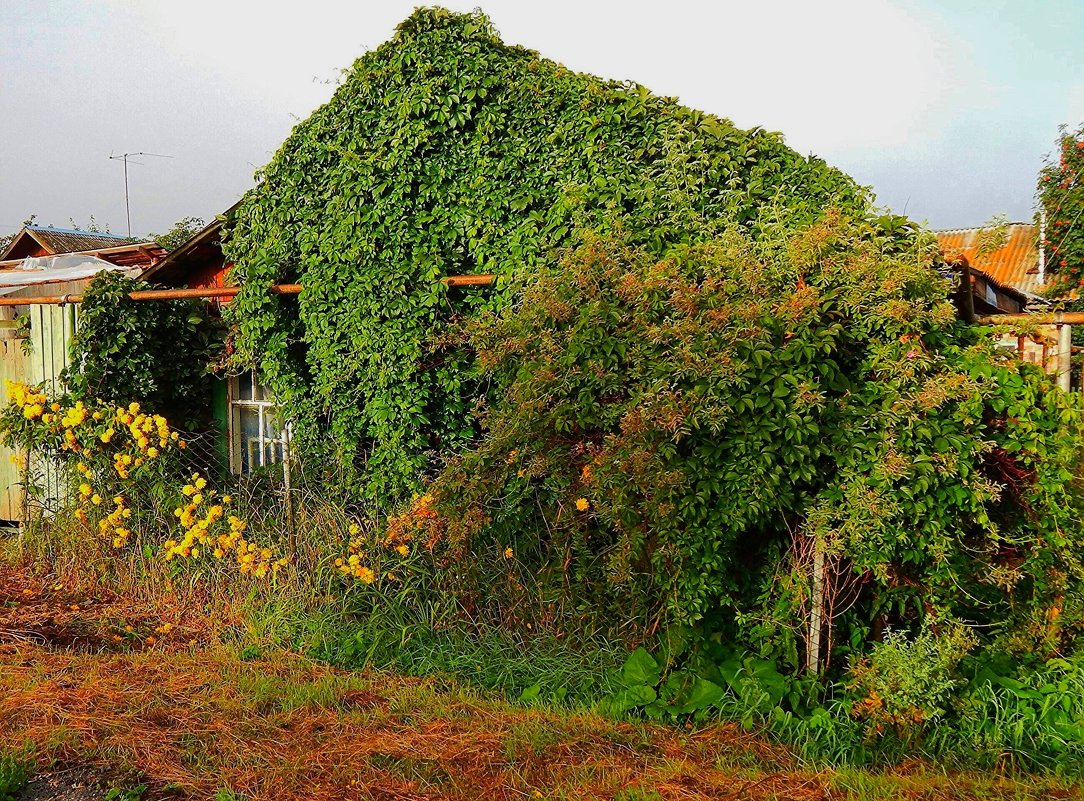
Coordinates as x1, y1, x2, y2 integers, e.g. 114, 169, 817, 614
935, 223, 1048, 296
26, 226, 137, 255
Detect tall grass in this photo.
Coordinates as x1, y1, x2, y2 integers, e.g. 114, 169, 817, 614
11, 488, 1084, 779
10, 488, 625, 710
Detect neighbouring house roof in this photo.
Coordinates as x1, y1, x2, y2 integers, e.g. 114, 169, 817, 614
23, 225, 134, 254
935, 223, 1048, 297
140, 217, 225, 286
0, 224, 166, 272
141, 203, 239, 289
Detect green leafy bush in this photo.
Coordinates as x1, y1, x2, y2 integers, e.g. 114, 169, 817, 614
1038, 123, 1083, 293
848, 621, 976, 735
0, 748, 31, 801
425, 214, 1084, 667
224, 7, 867, 504
66, 271, 222, 428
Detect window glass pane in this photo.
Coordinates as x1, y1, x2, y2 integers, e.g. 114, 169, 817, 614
236, 371, 255, 402
255, 377, 275, 403
238, 406, 260, 473
231, 373, 286, 475
264, 409, 284, 443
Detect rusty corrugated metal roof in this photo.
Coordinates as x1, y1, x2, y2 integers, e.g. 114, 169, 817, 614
935, 223, 1049, 296
25, 225, 136, 255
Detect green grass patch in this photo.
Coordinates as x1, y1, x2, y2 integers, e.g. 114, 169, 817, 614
0, 748, 32, 801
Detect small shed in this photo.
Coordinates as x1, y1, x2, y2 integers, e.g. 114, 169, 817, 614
0, 227, 167, 524
937, 224, 1073, 387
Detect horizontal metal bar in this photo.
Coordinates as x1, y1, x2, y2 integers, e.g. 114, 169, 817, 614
0, 274, 497, 306
441, 274, 496, 287
977, 312, 1084, 324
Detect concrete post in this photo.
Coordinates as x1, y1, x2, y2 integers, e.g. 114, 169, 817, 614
1058, 322, 1072, 392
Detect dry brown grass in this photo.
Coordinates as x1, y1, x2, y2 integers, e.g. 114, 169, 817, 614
1, 561, 1079, 801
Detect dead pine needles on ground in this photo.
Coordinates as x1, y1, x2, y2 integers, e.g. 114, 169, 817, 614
1, 563, 1081, 801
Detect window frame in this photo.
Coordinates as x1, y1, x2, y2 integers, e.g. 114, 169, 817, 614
227, 371, 290, 475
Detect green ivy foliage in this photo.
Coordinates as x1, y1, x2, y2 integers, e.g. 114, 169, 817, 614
429, 214, 1084, 668
66, 271, 222, 428
223, 7, 869, 503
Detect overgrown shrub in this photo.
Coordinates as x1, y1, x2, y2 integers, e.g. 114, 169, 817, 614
0, 384, 283, 578
849, 621, 976, 735
66, 271, 222, 429
418, 213, 1084, 669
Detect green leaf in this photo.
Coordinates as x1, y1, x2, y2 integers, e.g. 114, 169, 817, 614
621, 647, 660, 687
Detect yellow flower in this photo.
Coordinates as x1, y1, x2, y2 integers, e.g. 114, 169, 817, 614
128, 402, 140, 414
195, 477, 207, 490
147, 447, 159, 458
395, 544, 409, 557
358, 566, 375, 584
575, 498, 590, 512
91, 494, 102, 505
222, 495, 232, 504
504, 547, 513, 559
79, 483, 92, 497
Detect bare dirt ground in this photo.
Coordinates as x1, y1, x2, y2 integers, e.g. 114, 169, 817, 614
1, 565, 1079, 801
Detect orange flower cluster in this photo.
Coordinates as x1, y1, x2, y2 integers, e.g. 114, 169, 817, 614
386, 492, 441, 550
95, 494, 133, 549
7, 382, 47, 420
335, 497, 429, 584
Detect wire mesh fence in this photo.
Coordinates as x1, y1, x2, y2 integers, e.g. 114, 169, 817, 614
12, 414, 307, 569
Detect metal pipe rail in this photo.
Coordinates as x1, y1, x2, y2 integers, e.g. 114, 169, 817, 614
0, 275, 496, 306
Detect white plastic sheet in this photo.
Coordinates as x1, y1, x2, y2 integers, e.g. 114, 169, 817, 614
0, 254, 132, 288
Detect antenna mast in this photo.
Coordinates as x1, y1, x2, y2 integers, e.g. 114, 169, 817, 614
108, 151, 173, 236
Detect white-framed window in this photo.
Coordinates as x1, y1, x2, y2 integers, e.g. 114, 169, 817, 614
228, 371, 289, 475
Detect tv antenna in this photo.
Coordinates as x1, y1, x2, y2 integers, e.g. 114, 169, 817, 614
108, 151, 173, 236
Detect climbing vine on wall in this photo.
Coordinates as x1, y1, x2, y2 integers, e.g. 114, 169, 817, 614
66, 271, 222, 428
223, 7, 870, 504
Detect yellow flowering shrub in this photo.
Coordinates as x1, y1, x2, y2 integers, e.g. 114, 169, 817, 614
334, 494, 438, 585
0, 380, 284, 577
165, 472, 285, 577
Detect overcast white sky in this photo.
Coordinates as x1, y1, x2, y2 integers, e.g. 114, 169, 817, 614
1, 0, 1081, 239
